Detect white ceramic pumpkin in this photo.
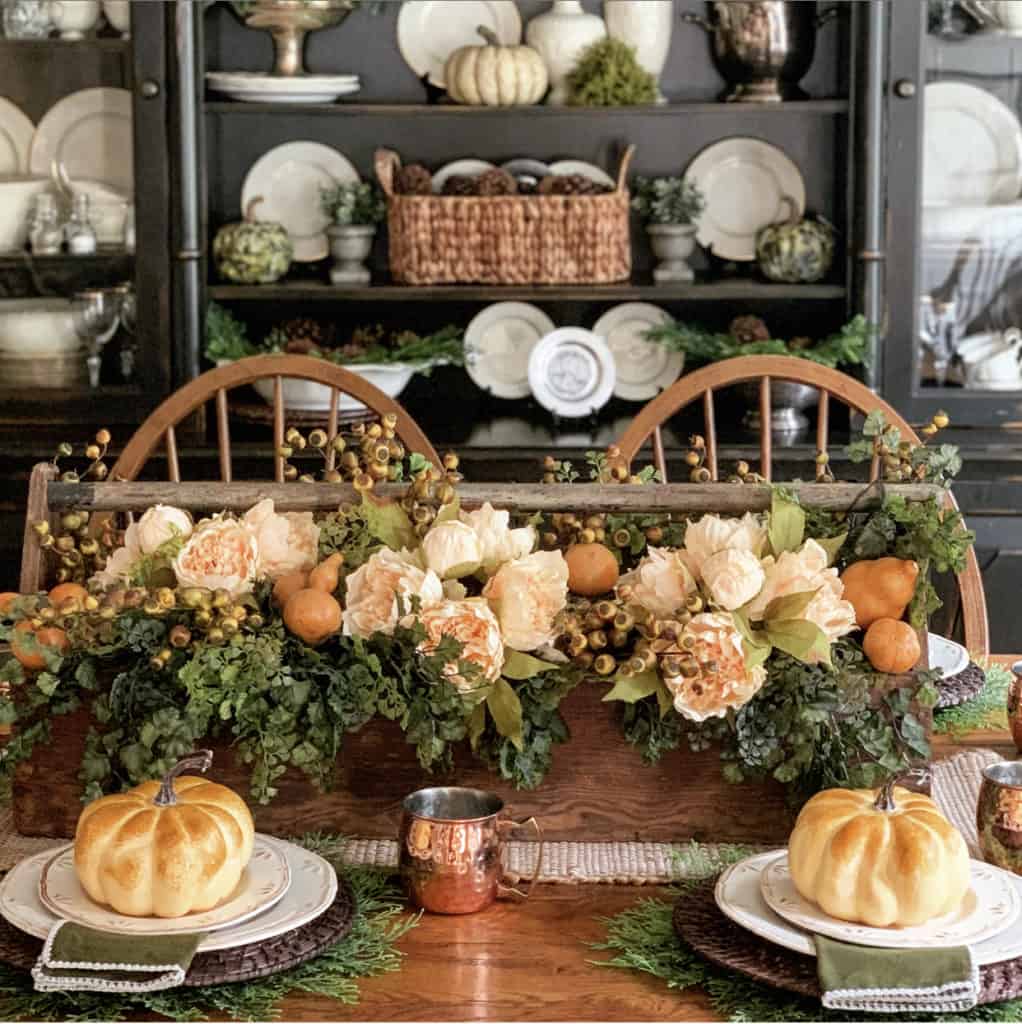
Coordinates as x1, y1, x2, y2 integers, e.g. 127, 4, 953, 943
788, 779, 970, 928
74, 751, 255, 918
445, 27, 548, 107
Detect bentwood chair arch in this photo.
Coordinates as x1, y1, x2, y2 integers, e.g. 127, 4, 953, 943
19, 356, 441, 592
613, 355, 990, 657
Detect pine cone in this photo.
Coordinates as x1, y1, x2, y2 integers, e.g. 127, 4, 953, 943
729, 315, 771, 345
538, 174, 610, 197
278, 318, 335, 354
475, 168, 517, 197
442, 175, 479, 197
396, 163, 432, 196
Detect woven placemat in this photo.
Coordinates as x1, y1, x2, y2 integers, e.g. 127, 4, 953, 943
0, 875, 357, 988
673, 877, 1022, 1007
938, 661, 987, 709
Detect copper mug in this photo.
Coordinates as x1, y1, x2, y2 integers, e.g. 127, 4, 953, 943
399, 787, 543, 914
977, 761, 1022, 873
1008, 660, 1022, 752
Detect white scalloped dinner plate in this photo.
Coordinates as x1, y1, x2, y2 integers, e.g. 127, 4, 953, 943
466, 301, 555, 399
37, 834, 290, 936
2, 836, 336, 951
592, 302, 683, 401
718, 851, 1022, 964
0, 97, 34, 176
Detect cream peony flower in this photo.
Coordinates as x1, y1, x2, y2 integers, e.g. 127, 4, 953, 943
460, 503, 535, 574
683, 513, 767, 580
664, 612, 767, 722
136, 505, 192, 556
483, 550, 568, 652
342, 548, 443, 639
414, 599, 504, 691
746, 539, 857, 652
243, 499, 320, 580
91, 522, 141, 588
700, 549, 766, 612
420, 520, 483, 580
616, 547, 696, 619
172, 517, 259, 597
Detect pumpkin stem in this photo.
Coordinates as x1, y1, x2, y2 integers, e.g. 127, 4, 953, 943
874, 776, 899, 812
153, 749, 213, 807
244, 196, 264, 224
779, 194, 800, 228
476, 25, 499, 46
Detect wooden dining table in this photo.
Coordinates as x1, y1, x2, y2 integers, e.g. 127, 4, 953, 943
267, 656, 1020, 1022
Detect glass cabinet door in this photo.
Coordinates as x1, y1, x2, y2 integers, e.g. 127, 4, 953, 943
887, 0, 1022, 425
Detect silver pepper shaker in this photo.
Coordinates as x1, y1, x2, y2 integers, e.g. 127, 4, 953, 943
66, 193, 98, 256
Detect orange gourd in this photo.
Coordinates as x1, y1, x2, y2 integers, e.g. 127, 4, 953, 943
48, 582, 88, 608
308, 553, 344, 594
272, 570, 309, 608
0, 592, 19, 615
840, 557, 918, 628
283, 588, 342, 646
863, 617, 921, 674
564, 543, 619, 597
11, 620, 69, 672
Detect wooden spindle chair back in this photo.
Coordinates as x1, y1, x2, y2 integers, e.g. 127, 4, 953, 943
19, 355, 441, 592
614, 355, 990, 657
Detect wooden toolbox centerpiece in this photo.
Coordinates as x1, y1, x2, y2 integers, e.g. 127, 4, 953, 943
11, 479, 938, 844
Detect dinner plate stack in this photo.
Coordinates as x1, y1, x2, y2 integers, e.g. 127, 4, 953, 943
206, 72, 361, 104
0, 834, 353, 986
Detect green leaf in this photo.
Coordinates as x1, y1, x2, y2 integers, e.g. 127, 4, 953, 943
655, 679, 674, 719
35, 672, 59, 698
815, 532, 848, 567
361, 492, 415, 550
486, 677, 524, 752
602, 669, 662, 704
743, 642, 772, 671
732, 609, 770, 651
468, 701, 486, 752
502, 649, 560, 681
408, 453, 432, 475
762, 589, 819, 624
768, 491, 805, 556
434, 498, 460, 524
765, 619, 832, 667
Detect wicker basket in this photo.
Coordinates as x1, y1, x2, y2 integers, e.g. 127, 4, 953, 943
376, 146, 635, 286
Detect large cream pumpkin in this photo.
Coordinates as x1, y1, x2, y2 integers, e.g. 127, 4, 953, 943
788, 781, 970, 928
74, 751, 255, 918
445, 27, 548, 107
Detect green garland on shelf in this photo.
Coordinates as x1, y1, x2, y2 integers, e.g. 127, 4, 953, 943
0, 837, 415, 1022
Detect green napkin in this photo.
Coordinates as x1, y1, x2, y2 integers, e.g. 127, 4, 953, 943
815, 934, 979, 1013
32, 921, 202, 993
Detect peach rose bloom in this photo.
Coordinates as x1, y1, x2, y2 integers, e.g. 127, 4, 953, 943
460, 502, 535, 575
421, 520, 483, 580
483, 550, 568, 652
664, 612, 767, 722
136, 505, 193, 556
683, 513, 766, 579
617, 546, 697, 618
342, 548, 443, 639
746, 538, 856, 651
415, 599, 504, 691
699, 549, 765, 611
243, 499, 320, 580
172, 517, 259, 598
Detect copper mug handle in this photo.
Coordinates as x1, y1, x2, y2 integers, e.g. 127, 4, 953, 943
496, 816, 544, 901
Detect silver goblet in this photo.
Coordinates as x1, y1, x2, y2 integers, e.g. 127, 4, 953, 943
73, 289, 120, 388
114, 283, 137, 381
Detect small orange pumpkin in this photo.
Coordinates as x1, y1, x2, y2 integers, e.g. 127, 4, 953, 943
564, 543, 619, 597
283, 588, 342, 646
840, 557, 919, 628
48, 582, 89, 608
11, 620, 69, 672
863, 617, 921, 674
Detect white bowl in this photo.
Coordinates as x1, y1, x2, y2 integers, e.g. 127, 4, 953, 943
249, 362, 416, 412
0, 298, 79, 355
0, 178, 51, 252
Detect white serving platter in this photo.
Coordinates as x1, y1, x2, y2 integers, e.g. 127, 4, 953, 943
592, 302, 683, 401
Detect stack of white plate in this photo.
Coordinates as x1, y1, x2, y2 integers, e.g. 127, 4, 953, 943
206, 72, 361, 104
0, 834, 338, 955
0, 298, 85, 389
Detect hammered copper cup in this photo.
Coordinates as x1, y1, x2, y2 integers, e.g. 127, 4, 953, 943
399, 787, 544, 914
977, 761, 1022, 874
1008, 660, 1022, 752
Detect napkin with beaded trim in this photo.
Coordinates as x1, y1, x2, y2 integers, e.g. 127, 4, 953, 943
32, 920, 202, 993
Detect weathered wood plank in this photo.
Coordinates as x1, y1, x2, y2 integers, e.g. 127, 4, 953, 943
47, 481, 943, 515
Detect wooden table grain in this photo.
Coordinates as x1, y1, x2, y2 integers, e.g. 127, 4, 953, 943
281, 656, 1022, 1022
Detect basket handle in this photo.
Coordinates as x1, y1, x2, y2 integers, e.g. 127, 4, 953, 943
616, 144, 637, 193
375, 148, 402, 198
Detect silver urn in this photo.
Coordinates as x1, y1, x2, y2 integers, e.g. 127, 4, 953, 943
683, 1, 838, 103
230, 1, 358, 76
739, 380, 818, 439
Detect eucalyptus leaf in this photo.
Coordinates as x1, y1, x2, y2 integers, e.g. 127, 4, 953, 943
468, 701, 486, 752
602, 670, 662, 704
815, 531, 849, 566
732, 609, 769, 650
762, 588, 819, 624
655, 679, 675, 719
486, 677, 524, 752
768, 491, 805, 556
360, 492, 416, 550
502, 649, 560, 681
765, 619, 832, 667
435, 498, 460, 524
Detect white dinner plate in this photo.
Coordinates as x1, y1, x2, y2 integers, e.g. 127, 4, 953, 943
924, 82, 1022, 206
2, 836, 335, 952
431, 159, 496, 194
29, 87, 133, 194
241, 141, 359, 261
0, 96, 34, 176
592, 303, 683, 401
36, 834, 291, 937
684, 137, 805, 262
396, 0, 522, 88
929, 633, 970, 679
528, 327, 616, 418
760, 851, 1019, 951
548, 160, 616, 190
466, 301, 556, 399
206, 71, 360, 104
718, 851, 1022, 966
